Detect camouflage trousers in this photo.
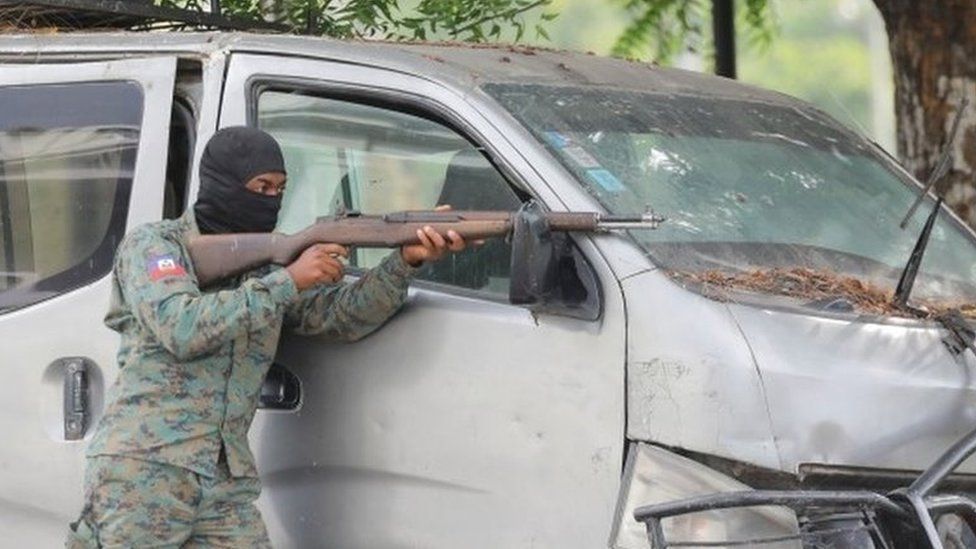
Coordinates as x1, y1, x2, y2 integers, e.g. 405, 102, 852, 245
66, 455, 271, 548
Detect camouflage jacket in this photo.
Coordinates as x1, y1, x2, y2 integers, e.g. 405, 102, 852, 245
86, 211, 415, 478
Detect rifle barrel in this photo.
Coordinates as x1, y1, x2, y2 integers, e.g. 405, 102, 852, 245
597, 212, 667, 230
188, 207, 665, 287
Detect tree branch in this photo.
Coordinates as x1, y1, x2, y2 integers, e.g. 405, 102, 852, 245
447, 0, 549, 39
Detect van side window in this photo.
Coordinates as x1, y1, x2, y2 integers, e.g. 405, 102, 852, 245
0, 82, 142, 313
259, 90, 522, 299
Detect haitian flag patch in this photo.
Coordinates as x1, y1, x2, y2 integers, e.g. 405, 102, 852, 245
147, 254, 187, 281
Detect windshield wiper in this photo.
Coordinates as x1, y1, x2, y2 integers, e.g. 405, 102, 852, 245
899, 97, 968, 230
892, 195, 944, 310
890, 99, 976, 358
893, 195, 976, 358
892, 99, 968, 310
936, 309, 976, 357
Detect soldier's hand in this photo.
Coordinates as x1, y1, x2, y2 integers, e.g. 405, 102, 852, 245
286, 243, 348, 291
401, 205, 471, 267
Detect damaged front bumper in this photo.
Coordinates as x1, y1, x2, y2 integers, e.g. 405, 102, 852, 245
623, 426, 976, 548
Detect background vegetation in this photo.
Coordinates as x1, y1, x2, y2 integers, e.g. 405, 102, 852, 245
164, 0, 893, 149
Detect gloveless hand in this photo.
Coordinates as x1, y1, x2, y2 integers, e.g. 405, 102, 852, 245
286, 243, 348, 291
400, 206, 468, 267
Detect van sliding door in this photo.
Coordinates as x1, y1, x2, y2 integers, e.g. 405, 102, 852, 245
0, 57, 176, 546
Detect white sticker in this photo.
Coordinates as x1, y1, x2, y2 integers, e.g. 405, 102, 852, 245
561, 145, 600, 169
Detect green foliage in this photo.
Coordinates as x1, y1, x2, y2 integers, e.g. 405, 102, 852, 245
741, 35, 872, 130
611, 0, 700, 60
611, 0, 773, 62
403, 0, 553, 41
508, 0, 893, 148
737, 1, 889, 145
159, 0, 555, 41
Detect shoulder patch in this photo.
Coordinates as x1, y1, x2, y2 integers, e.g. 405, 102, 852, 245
147, 254, 187, 281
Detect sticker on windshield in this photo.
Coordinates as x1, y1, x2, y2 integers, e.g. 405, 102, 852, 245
587, 168, 625, 193
562, 145, 601, 169
543, 131, 571, 148
544, 130, 606, 172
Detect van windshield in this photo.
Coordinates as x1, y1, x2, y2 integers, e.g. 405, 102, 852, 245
485, 83, 976, 316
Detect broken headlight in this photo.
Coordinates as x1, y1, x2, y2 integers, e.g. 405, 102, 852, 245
609, 443, 800, 549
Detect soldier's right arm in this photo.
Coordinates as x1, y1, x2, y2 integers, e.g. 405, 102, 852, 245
116, 227, 297, 360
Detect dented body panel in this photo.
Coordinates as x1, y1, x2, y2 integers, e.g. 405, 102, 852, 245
623, 266, 976, 476
622, 269, 782, 470
727, 303, 976, 474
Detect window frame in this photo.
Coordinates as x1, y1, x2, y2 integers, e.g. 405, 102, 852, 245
248, 76, 534, 194
163, 94, 198, 219
0, 79, 143, 313
248, 76, 602, 312
0, 56, 177, 317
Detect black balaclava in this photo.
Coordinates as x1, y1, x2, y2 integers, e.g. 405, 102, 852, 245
194, 126, 287, 234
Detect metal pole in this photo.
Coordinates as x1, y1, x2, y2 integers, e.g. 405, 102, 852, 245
712, 0, 736, 78
210, 0, 220, 16
306, 0, 317, 35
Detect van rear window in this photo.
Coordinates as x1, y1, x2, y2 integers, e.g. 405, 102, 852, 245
0, 81, 142, 312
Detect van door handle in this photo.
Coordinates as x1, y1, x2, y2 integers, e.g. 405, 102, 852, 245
62, 358, 90, 440
259, 363, 301, 410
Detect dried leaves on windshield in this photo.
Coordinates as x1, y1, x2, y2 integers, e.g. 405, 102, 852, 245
669, 267, 974, 319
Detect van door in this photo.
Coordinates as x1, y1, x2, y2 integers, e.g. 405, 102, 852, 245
221, 54, 627, 548
0, 57, 176, 545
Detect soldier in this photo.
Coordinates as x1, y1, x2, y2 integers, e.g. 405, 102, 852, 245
67, 126, 466, 547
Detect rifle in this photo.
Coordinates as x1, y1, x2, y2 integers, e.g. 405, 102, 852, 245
187, 201, 664, 287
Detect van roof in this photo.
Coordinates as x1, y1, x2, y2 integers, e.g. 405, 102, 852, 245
0, 31, 803, 107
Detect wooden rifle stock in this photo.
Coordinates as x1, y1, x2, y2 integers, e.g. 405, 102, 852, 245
187, 210, 602, 287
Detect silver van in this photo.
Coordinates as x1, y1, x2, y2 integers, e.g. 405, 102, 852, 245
3, 31, 976, 548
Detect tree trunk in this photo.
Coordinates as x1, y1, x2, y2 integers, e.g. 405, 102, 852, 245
875, 0, 976, 227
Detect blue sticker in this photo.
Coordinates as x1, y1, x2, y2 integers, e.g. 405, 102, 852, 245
543, 130, 571, 148
587, 168, 626, 193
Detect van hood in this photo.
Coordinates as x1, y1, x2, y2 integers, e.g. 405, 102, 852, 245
623, 269, 976, 475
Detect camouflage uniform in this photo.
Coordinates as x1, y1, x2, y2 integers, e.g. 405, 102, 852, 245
69, 455, 267, 548
68, 210, 415, 547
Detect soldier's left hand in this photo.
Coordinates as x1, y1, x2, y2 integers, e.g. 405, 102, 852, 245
401, 205, 469, 267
